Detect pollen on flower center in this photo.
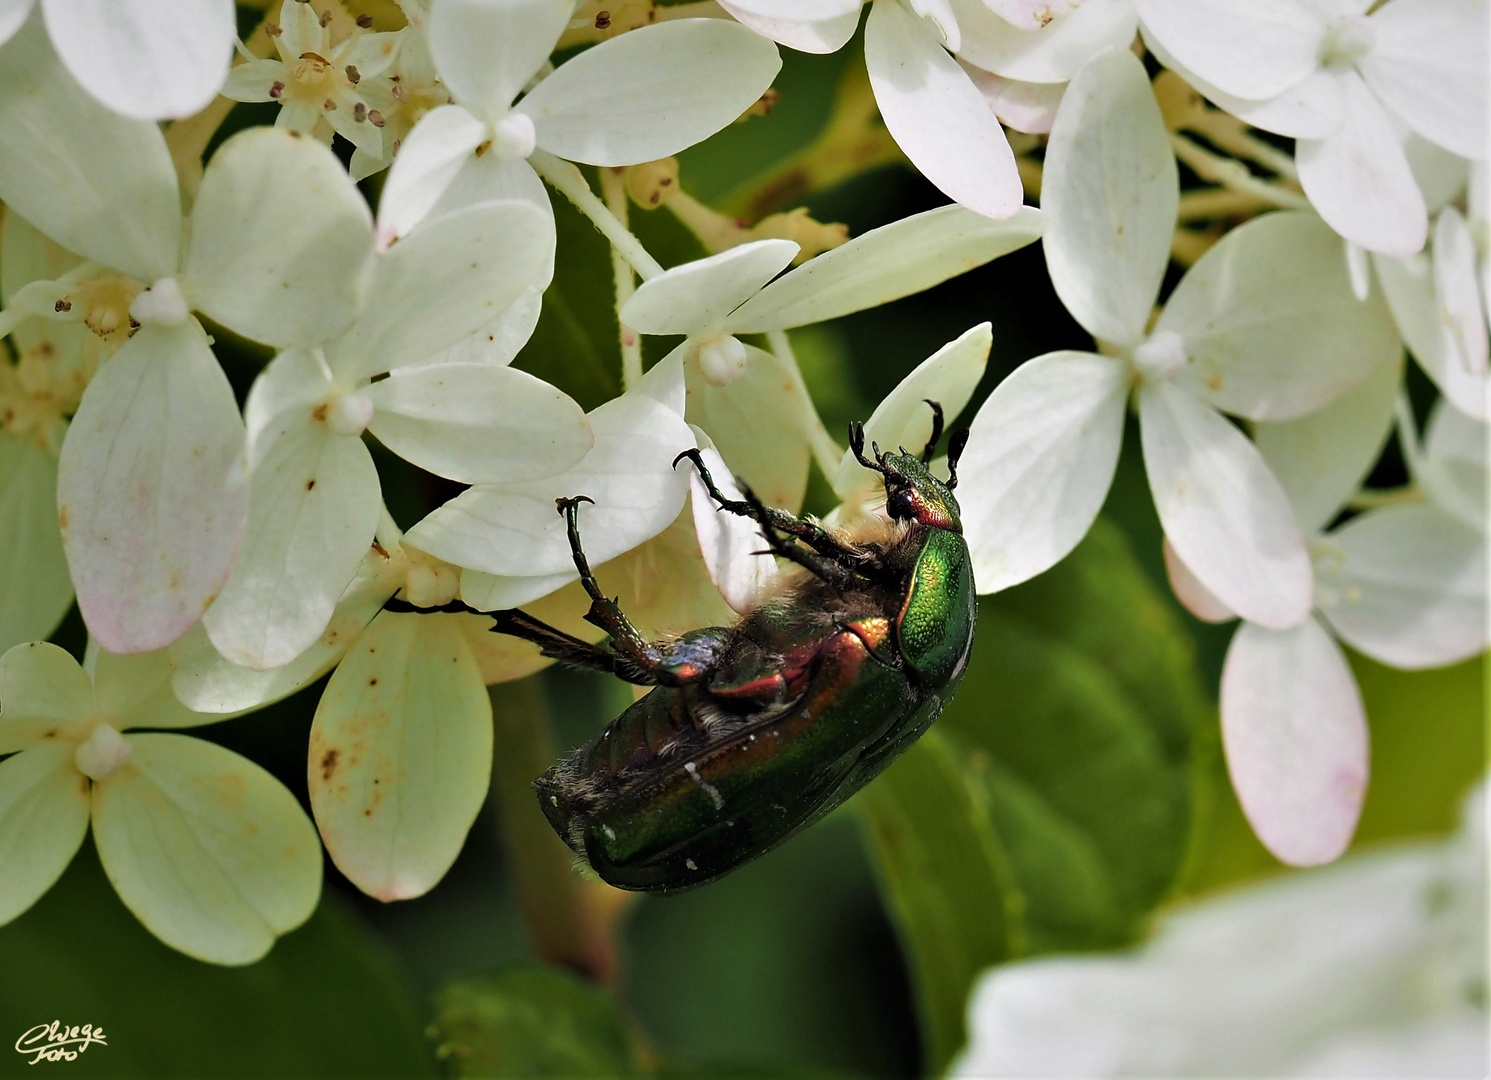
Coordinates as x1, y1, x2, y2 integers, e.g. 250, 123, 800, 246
489, 113, 537, 161
129, 277, 191, 327
1131, 329, 1189, 382
1320, 14, 1376, 68
697, 334, 749, 386
75, 722, 131, 781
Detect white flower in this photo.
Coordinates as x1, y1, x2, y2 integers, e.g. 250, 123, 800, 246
0, 0, 235, 120
221, 0, 403, 163
376, 0, 781, 249
0, 640, 322, 964
347, 22, 451, 181
952, 780, 1488, 1076
955, 47, 1396, 628
1137, 0, 1490, 257
203, 195, 584, 672
0, 31, 378, 655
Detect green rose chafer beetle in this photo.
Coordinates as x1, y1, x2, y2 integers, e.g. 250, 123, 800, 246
391, 403, 975, 893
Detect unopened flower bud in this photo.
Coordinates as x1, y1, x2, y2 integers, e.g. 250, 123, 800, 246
698, 335, 749, 386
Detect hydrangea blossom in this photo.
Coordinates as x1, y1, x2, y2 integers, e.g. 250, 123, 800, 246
0, 641, 321, 963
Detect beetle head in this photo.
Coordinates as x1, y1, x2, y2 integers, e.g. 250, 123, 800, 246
849, 401, 968, 533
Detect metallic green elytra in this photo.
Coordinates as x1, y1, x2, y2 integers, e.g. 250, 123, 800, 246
388, 403, 975, 893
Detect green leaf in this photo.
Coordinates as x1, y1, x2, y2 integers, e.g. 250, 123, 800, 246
856, 729, 1019, 1079
0, 838, 435, 1078
431, 968, 643, 1079
940, 516, 1212, 954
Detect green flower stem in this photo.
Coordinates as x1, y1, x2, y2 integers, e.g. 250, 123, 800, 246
488, 676, 622, 985
1169, 134, 1310, 211
531, 150, 665, 281
766, 328, 844, 479
600, 167, 645, 390
1187, 111, 1300, 180
1394, 389, 1425, 483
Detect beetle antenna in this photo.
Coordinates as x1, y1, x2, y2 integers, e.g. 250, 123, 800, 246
921, 400, 944, 463
945, 427, 970, 490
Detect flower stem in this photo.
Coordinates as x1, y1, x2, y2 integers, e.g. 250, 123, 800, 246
1188, 111, 1299, 179
600, 168, 644, 390
1393, 389, 1425, 483
530, 149, 664, 281
766, 328, 843, 479
1169, 134, 1310, 211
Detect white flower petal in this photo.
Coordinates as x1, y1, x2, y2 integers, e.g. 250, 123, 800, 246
88, 643, 214, 731
427, 151, 556, 252
685, 443, 780, 616
723, 0, 860, 21
0, 743, 89, 924
685, 342, 812, 511
416, 288, 543, 368
1316, 505, 1488, 669
374, 104, 489, 250
1358, 0, 1488, 161
1296, 72, 1428, 257
633, 347, 688, 416
406, 390, 694, 577
832, 323, 991, 497
0, 434, 72, 653
1132, 0, 1323, 101
0, 19, 179, 280
716, 4, 861, 52
959, 63, 1065, 134
1422, 398, 1488, 528
91, 732, 322, 964
1162, 538, 1237, 623
910, 0, 960, 51
1432, 208, 1488, 376
0, 640, 94, 754
1405, 133, 1470, 216
40, 0, 235, 120
1160, 210, 1401, 420
458, 566, 575, 611
0, 0, 32, 45
330, 200, 553, 382
429, 0, 568, 119
959, 350, 1129, 593
220, 57, 284, 103
982, 0, 1082, 30
365, 363, 592, 484
1254, 353, 1401, 534
516, 20, 781, 167
203, 422, 381, 671
184, 127, 374, 349
308, 610, 491, 901
1041, 46, 1177, 347
864, 0, 1023, 220
242, 347, 334, 462
954, 0, 1137, 84
57, 322, 248, 654
621, 240, 798, 336
1138, 381, 1312, 629
727, 204, 1043, 332
1220, 617, 1368, 867
1374, 251, 1490, 419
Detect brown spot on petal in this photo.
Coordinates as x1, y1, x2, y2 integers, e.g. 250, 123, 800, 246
368, 677, 378, 687
320, 748, 340, 781
58, 505, 68, 529
306, 478, 317, 491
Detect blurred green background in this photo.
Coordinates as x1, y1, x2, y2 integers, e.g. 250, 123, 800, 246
2, 25, 1484, 1080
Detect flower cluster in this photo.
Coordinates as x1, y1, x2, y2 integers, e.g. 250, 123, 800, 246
0, 0, 1484, 964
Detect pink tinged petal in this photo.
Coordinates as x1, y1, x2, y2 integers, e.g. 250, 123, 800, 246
1162, 538, 1236, 622
687, 445, 780, 615
1255, 353, 1401, 535
516, 20, 782, 167
1160, 211, 1401, 421
0, 19, 178, 281
865, 0, 1023, 220
405, 391, 694, 577
728, 204, 1043, 333
954, 0, 1138, 84
41, 0, 234, 120
0, 743, 89, 925
1374, 251, 1490, 420
330, 200, 553, 382
1220, 617, 1367, 867
1133, 0, 1323, 100
716, 4, 861, 52
57, 322, 249, 654
1357, 0, 1488, 160
959, 63, 1065, 134
959, 350, 1129, 593
91, 732, 322, 964
1296, 72, 1428, 257
1422, 399, 1489, 528
184, 127, 375, 350
983, 0, 1084, 31
203, 423, 381, 670
429, 0, 569, 119
0, 434, 72, 653
374, 104, 489, 250
1432, 208, 1488, 375
0, 640, 95, 754
364, 363, 593, 484
1041, 45, 1177, 347
832, 323, 991, 498
1138, 381, 1313, 629
0, 0, 32, 44
308, 610, 492, 901
621, 240, 799, 336
1316, 505, 1488, 669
